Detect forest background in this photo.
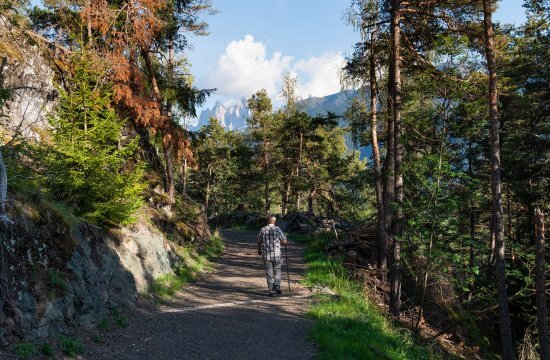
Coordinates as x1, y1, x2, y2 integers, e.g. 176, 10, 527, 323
0, 0, 548, 359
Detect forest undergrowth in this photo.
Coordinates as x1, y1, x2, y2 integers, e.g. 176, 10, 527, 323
298, 233, 440, 360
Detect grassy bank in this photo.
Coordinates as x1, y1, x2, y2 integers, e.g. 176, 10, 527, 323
300, 233, 438, 360
152, 229, 224, 298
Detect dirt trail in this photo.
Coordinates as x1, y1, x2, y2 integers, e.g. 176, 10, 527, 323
89, 229, 317, 360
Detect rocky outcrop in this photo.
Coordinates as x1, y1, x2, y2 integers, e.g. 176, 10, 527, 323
0, 197, 210, 345
109, 222, 173, 293
0, 22, 56, 142
0, 201, 136, 345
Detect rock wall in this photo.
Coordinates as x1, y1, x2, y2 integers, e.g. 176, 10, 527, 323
0, 198, 205, 345
109, 222, 173, 293
0, 22, 56, 142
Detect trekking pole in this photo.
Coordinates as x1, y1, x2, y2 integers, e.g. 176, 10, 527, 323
284, 243, 291, 294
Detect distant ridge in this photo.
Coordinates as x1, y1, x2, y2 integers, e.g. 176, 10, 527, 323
192, 90, 359, 131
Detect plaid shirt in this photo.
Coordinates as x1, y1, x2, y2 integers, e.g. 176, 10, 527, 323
257, 224, 287, 261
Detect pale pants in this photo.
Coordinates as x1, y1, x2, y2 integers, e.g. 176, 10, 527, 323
264, 257, 283, 290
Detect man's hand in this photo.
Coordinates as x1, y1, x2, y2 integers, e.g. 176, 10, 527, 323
282, 239, 288, 245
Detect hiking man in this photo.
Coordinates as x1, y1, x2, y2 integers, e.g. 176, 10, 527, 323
257, 215, 288, 296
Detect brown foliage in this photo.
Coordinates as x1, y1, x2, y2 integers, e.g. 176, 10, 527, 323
83, 0, 195, 165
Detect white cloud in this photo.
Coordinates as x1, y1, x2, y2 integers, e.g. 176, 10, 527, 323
293, 51, 345, 99
204, 35, 345, 104
205, 35, 293, 99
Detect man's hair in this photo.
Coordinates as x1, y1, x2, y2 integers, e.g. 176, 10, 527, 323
267, 215, 277, 224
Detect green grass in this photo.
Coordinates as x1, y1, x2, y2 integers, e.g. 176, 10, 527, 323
152, 230, 224, 299
40, 342, 54, 358
14, 342, 35, 360
60, 336, 85, 357
302, 233, 439, 360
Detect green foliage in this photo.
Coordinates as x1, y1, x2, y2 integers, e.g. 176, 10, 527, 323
60, 336, 85, 357
152, 234, 224, 298
47, 268, 68, 291
301, 234, 438, 360
114, 312, 128, 328
97, 316, 110, 330
92, 334, 104, 344
14, 342, 35, 360
40, 342, 54, 358
39, 49, 144, 226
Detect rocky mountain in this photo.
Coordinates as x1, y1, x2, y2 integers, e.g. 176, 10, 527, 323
193, 90, 359, 131
196, 97, 249, 130
298, 90, 357, 117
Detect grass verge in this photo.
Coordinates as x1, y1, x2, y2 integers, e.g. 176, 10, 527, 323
300, 233, 439, 360
152, 229, 224, 299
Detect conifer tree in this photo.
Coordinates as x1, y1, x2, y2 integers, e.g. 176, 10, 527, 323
42, 50, 144, 225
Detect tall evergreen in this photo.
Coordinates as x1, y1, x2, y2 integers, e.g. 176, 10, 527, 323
42, 50, 144, 225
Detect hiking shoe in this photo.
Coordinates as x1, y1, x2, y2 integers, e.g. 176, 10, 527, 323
273, 285, 282, 294
268, 290, 276, 297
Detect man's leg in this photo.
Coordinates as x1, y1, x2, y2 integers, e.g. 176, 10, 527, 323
273, 257, 283, 293
264, 260, 275, 294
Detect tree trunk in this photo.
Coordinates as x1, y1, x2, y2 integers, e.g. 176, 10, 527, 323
381, 37, 395, 285
281, 175, 292, 216
182, 156, 188, 194
389, 0, 403, 318
369, 21, 385, 269
416, 97, 447, 328
296, 132, 303, 210
308, 188, 316, 214
263, 148, 270, 215
205, 164, 212, 216
483, 1, 514, 358
86, 0, 92, 46
163, 139, 175, 203
534, 208, 549, 360
142, 48, 175, 203
468, 138, 476, 303
0, 149, 7, 214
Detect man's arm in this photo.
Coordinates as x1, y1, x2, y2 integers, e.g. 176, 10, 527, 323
257, 230, 263, 255
277, 227, 288, 244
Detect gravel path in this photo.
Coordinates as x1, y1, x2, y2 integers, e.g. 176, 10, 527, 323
88, 229, 317, 360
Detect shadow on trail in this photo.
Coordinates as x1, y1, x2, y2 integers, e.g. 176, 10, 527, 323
93, 300, 315, 360
87, 229, 316, 360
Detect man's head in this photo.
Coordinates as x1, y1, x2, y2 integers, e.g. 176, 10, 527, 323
267, 215, 277, 224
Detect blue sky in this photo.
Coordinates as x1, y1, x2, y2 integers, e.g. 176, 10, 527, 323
186, 0, 528, 113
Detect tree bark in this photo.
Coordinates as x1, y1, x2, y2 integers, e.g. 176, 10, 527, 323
0, 149, 7, 215
281, 174, 292, 216
163, 140, 175, 202
534, 208, 549, 360
308, 188, 316, 214
263, 149, 270, 215
381, 34, 395, 285
295, 132, 303, 210
142, 48, 175, 203
368, 20, 385, 269
483, 1, 514, 358
468, 139, 476, 303
389, 0, 403, 318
